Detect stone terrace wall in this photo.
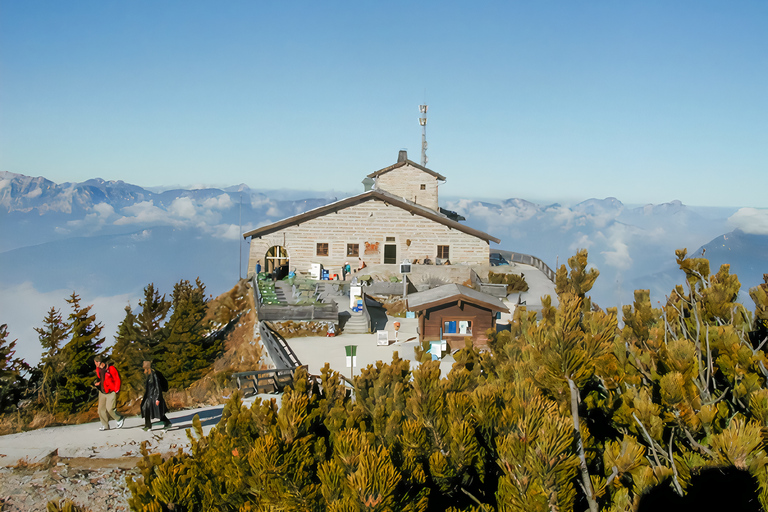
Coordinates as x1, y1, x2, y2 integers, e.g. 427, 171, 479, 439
247, 199, 489, 276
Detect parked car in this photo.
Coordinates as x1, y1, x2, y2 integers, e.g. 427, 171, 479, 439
489, 253, 509, 266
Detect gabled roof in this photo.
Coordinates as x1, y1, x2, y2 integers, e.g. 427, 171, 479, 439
367, 158, 447, 181
242, 189, 500, 244
407, 284, 509, 313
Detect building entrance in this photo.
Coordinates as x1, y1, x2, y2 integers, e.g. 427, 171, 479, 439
265, 246, 289, 277
384, 244, 397, 264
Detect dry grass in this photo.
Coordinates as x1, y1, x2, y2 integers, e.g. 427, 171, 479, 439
269, 320, 333, 338
380, 297, 407, 317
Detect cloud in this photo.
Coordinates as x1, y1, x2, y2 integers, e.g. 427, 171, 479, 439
0, 281, 138, 367
601, 239, 632, 270
728, 208, 768, 235
113, 196, 231, 230
203, 194, 234, 210
114, 200, 183, 227
131, 229, 152, 241
67, 202, 116, 229
212, 224, 242, 240
169, 197, 198, 219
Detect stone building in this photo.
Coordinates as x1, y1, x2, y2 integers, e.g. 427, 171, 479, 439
243, 150, 499, 277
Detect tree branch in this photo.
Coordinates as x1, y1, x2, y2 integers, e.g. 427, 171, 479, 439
567, 378, 599, 512
632, 412, 662, 467
668, 431, 684, 496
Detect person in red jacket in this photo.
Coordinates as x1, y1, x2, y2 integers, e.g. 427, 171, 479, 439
93, 355, 124, 431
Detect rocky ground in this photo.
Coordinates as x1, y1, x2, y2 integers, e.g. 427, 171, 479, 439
0, 457, 138, 512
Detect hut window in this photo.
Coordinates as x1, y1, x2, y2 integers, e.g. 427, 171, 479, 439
316, 243, 329, 256
437, 245, 450, 259
347, 244, 359, 257
420, 184, 426, 190
444, 320, 472, 335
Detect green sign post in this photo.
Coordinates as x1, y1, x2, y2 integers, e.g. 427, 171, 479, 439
345, 345, 357, 380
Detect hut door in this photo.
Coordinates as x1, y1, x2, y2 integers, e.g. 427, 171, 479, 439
265, 246, 289, 273
384, 244, 397, 264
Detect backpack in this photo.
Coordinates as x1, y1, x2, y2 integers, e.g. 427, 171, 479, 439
156, 370, 169, 393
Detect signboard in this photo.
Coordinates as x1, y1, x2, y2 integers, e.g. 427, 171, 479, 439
345, 345, 357, 368
377, 330, 389, 346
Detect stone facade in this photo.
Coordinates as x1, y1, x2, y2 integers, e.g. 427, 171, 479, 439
247, 199, 489, 276
372, 163, 440, 212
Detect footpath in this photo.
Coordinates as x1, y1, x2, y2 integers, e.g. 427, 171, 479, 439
0, 398, 274, 511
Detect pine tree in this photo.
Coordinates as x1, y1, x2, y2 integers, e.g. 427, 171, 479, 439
111, 284, 171, 397
135, 283, 171, 349
127, 251, 768, 512
110, 306, 143, 397
156, 278, 217, 389
56, 293, 104, 413
33, 307, 70, 412
0, 324, 29, 413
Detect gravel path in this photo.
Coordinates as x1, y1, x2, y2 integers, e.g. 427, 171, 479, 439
0, 459, 138, 512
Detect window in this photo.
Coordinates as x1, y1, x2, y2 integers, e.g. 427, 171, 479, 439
420, 184, 426, 190
386, 236, 396, 242
316, 243, 329, 257
347, 243, 359, 257
437, 245, 450, 259
444, 320, 472, 336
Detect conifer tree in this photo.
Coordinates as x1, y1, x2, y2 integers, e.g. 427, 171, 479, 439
127, 251, 768, 512
0, 324, 29, 413
111, 284, 171, 396
56, 293, 104, 412
110, 306, 143, 397
33, 307, 70, 412
157, 278, 217, 389
136, 283, 172, 345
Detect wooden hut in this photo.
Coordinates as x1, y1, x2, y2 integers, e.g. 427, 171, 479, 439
406, 284, 509, 347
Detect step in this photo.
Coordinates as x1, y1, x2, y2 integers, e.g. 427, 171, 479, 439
343, 313, 369, 334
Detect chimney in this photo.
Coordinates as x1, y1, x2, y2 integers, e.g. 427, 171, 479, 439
398, 150, 407, 163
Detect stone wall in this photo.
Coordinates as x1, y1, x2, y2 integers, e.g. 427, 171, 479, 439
247, 199, 489, 276
373, 164, 439, 211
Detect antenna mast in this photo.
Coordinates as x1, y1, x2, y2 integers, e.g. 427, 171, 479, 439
419, 104, 428, 166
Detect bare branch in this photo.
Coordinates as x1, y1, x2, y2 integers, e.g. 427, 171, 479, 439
568, 378, 599, 512
668, 431, 684, 496
682, 426, 715, 458
632, 412, 662, 467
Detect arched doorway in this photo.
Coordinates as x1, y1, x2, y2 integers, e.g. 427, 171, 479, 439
265, 246, 289, 277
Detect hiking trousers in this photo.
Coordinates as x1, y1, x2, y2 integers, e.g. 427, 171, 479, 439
98, 391, 122, 428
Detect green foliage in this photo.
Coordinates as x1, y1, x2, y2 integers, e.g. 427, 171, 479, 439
111, 284, 171, 397
33, 307, 70, 412
487, 271, 529, 294
155, 278, 220, 389
128, 250, 768, 511
0, 324, 29, 413
55, 293, 104, 413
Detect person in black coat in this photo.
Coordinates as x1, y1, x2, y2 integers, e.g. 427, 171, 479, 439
140, 360, 172, 431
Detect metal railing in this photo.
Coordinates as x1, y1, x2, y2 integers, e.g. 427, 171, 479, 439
505, 252, 556, 283
259, 321, 302, 370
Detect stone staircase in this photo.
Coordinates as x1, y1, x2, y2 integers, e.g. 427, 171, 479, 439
343, 311, 369, 334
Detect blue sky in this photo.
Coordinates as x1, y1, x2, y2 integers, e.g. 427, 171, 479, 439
1, 1, 766, 207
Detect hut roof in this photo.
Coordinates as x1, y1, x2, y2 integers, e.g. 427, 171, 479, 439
407, 284, 509, 313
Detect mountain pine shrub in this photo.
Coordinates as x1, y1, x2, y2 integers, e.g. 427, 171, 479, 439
127, 250, 768, 511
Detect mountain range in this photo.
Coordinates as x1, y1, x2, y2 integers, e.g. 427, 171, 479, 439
2, 170, 767, 365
